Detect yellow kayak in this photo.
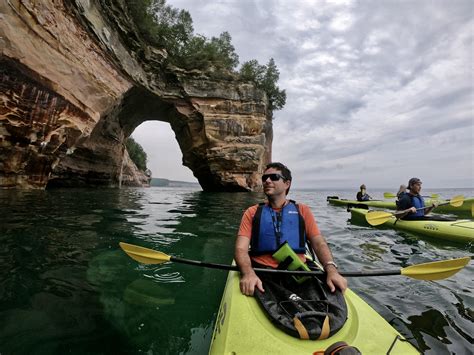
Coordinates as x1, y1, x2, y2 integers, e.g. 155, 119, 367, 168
327, 196, 474, 216
350, 208, 474, 244
209, 268, 419, 354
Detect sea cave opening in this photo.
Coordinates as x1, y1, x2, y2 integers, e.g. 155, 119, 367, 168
132, 121, 198, 187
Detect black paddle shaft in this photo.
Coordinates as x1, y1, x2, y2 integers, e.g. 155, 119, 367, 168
170, 256, 402, 277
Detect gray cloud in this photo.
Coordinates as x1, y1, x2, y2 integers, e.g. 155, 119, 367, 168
135, 0, 473, 188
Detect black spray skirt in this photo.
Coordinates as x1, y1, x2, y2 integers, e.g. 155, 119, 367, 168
254, 261, 347, 340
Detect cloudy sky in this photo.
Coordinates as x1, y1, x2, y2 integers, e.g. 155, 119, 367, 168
133, 0, 473, 189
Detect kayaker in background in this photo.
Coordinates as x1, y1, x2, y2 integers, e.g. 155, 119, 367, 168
395, 184, 407, 208
396, 178, 437, 219
235, 162, 347, 296
356, 184, 372, 201
396, 184, 407, 199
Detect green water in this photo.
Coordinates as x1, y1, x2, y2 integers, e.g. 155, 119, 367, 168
0, 187, 472, 354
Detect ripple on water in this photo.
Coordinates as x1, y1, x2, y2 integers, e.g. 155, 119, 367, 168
143, 266, 185, 284
147, 232, 190, 246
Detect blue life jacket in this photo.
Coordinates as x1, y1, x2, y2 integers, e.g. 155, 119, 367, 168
406, 194, 425, 218
356, 192, 370, 201
360, 193, 370, 201
250, 200, 306, 255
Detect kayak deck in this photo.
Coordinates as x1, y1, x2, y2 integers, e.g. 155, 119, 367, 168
209, 269, 419, 354
350, 208, 474, 244
327, 197, 395, 209
327, 196, 474, 216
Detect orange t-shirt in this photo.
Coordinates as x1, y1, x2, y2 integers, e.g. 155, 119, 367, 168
238, 202, 321, 268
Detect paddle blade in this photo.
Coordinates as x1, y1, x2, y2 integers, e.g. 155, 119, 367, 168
401, 257, 470, 280
365, 211, 393, 226
430, 194, 439, 199
119, 242, 171, 264
383, 192, 396, 199
449, 195, 464, 207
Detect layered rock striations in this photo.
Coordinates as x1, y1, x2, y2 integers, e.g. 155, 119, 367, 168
0, 0, 271, 191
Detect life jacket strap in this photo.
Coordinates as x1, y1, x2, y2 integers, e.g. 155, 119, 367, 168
250, 202, 266, 251
293, 201, 306, 250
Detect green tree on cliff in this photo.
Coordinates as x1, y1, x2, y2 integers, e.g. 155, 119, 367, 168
240, 58, 287, 111
127, 0, 285, 111
177, 32, 239, 70
130, 0, 193, 59
126, 137, 148, 172
128, 0, 238, 71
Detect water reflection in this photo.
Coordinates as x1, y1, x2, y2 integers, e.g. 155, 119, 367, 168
0, 187, 472, 354
405, 308, 473, 354
83, 189, 264, 354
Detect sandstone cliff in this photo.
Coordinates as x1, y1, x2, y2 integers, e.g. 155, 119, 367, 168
0, 0, 271, 191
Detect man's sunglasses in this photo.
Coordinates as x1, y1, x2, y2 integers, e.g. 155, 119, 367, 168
261, 173, 286, 182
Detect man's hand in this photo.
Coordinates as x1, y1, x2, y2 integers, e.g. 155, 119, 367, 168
424, 202, 438, 215
326, 268, 347, 293
308, 233, 348, 293
239, 271, 264, 296
235, 235, 265, 296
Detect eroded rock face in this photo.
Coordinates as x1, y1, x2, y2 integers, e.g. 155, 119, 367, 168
0, 0, 271, 191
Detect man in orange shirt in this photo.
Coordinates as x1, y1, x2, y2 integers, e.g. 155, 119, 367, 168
235, 162, 347, 296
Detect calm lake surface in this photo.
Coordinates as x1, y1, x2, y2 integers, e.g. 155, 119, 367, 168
0, 187, 472, 354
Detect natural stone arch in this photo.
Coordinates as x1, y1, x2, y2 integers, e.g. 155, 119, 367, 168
46, 82, 271, 191
0, 0, 272, 191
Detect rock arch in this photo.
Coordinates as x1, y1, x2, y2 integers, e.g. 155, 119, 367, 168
0, 0, 272, 191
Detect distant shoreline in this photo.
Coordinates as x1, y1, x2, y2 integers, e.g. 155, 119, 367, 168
149, 179, 473, 191
150, 178, 200, 187
293, 187, 474, 190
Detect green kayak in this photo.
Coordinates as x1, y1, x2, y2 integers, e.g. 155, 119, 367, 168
327, 197, 395, 209
209, 267, 419, 354
350, 208, 474, 244
327, 196, 474, 216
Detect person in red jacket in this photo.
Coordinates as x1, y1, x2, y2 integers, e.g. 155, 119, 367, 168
235, 162, 347, 296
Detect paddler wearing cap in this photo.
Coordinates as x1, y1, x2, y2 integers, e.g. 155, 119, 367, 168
396, 178, 438, 219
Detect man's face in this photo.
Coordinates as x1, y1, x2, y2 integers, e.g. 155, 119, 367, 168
261, 168, 290, 196
410, 182, 422, 194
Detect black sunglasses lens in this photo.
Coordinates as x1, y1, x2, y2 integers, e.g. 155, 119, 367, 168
261, 174, 282, 182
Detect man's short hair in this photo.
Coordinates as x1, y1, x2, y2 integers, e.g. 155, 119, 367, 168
408, 177, 422, 189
